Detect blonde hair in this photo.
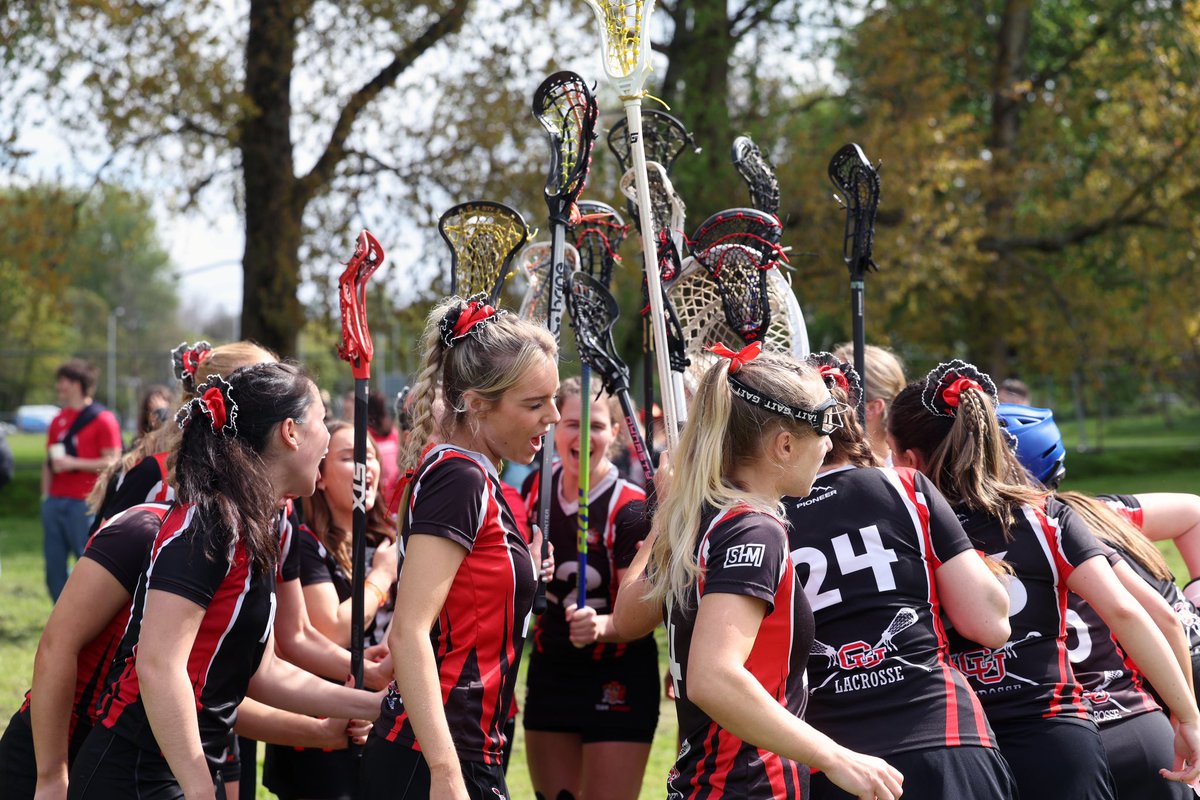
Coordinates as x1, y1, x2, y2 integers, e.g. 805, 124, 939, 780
1058, 491, 1173, 582
833, 343, 906, 405
646, 354, 827, 612
399, 297, 557, 483
556, 374, 624, 460
87, 341, 279, 514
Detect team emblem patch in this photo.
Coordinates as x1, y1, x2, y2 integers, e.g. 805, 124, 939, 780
725, 543, 765, 568
601, 680, 627, 706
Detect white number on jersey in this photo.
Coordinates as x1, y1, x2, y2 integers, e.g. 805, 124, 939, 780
792, 525, 899, 611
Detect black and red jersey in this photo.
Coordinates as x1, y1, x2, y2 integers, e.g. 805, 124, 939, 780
375, 445, 537, 765
946, 496, 1105, 725
1065, 544, 1160, 725
785, 466, 996, 756
296, 523, 391, 647
666, 505, 812, 799
96, 503, 277, 774
276, 500, 300, 584
16, 504, 171, 735
106, 453, 173, 517
521, 465, 649, 656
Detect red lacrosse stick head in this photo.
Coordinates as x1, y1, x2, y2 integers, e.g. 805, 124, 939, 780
337, 230, 384, 379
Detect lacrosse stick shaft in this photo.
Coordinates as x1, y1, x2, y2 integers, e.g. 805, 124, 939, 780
533, 219, 570, 615
850, 278, 867, 423
626, 101, 681, 449
350, 379, 369, 693
617, 391, 655, 483
578, 371, 591, 605
642, 325, 656, 461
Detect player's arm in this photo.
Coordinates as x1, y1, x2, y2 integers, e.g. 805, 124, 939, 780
234, 696, 370, 748
137, 589, 219, 800
934, 550, 1010, 649
1134, 493, 1200, 581
1069, 556, 1200, 782
687, 592, 904, 800
31, 561, 133, 798
610, 525, 664, 642
388, 533, 471, 800
245, 631, 381, 721
1111, 559, 1194, 697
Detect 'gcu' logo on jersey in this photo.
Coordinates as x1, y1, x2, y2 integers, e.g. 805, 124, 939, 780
952, 649, 1009, 684
725, 543, 766, 568
837, 640, 885, 670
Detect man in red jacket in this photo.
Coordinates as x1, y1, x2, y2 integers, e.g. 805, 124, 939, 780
41, 359, 122, 601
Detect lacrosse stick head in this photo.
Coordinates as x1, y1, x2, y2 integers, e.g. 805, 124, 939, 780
669, 255, 806, 389
337, 229, 385, 379
568, 271, 631, 396
619, 160, 686, 255
438, 201, 529, 304
828, 143, 881, 279
607, 109, 695, 173
688, 208, 786, 343
570, 200, 628, 289
516, 241, 580, 326
732, 135, 781, 216
532, 71, 598, 220
582, 0, 657, 98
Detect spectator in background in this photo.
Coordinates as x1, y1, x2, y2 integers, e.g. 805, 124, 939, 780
998, 377, 1031, 405
366, 390, 400, 502
0, 426, 13, 491
133, 385, 173, 447
41, 359, 122, 601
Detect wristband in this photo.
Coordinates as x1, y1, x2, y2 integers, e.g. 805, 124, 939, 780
365, 580, 388, 606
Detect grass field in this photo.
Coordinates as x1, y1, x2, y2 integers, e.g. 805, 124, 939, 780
2, 409, 1198, 797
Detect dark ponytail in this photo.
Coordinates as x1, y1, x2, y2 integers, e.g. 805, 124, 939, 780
173, 362, 315, 572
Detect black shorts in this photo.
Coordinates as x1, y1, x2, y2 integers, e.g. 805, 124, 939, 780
810, 744, 1016, 800
0, 706, 94, 800
990, 717, 1116, 800
361, 735, 509, 800
1099, 711, 1192, 800
66, 724, 238, 800
523, 636, 660, 743
263, 742, 357, 799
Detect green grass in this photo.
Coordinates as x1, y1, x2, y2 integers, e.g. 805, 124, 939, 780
3, 413, 1199, 797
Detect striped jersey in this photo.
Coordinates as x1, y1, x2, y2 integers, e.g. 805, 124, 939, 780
785, 466, 995, 755
665, 506, 812, 799
16, 504, 171, 736
296, 523, 391, 647
96, 503, 277, 774
522, 464, 650, 657
375, 445, 537, 765
947, 496, 1105, 724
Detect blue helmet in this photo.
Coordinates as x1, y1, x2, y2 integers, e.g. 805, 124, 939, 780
996, 403, 1066, 488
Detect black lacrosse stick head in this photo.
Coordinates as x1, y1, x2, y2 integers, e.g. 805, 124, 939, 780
438, 200, 529, 304
567, 271, 630, 395
828, 143, 881, 280
607, 109, 695, 174
688, 208, 785, 344
731, 135, 781, 216
569, 200, 628, 289
532, 71, 599, 222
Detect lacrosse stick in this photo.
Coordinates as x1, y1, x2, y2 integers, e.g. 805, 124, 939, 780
828, 143, 881, 422
570, 200, 629, 289
532, 70, 598, 615
688, 207, 787, 343
336, 230, 384, 768
568, 271, 655, 482
439, 200, 529, 303
607, 108, 696, 176
517, 241, 581, 325
669, 254, 809, 388
732, 135, 781, 216
583, 0, 682, 450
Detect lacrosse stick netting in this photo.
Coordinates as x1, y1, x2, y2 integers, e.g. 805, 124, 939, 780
439, 201, 529, 303
569, 200, 628, 289
620, 161, 686, 273
669, 258, 808, 389
688, 208, 787, 344
732, 135, 781, 216
517, 242, 581, 326
608, 109, 695, 174
828, 143, 881, 280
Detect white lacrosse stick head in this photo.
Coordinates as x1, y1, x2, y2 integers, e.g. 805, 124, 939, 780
620, 160, 686, 255
582, 0, 657, 99
669, 259, 810, 392
517, 242, 580, 326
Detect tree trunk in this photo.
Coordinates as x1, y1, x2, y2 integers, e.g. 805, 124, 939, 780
659, 0, 735, 218
980, 0, 1033, 375
239, 0, 305, 357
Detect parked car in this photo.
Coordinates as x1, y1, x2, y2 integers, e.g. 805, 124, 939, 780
15, 404, 60, 432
